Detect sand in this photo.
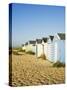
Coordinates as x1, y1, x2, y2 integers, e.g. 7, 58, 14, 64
10, 52, 65, 86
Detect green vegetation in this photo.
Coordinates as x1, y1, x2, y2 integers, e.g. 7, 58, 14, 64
12, 51, 20, 55
12, 47, 25, 53
18, 49, 25, 52
12, 47, 21, 50
53, 61, 65, 67
26, 51, 35, 55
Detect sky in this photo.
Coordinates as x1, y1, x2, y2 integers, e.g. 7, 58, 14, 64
10, 3, 65, 47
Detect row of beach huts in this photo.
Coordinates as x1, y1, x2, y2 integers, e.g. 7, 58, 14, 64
22, 33, 65, 63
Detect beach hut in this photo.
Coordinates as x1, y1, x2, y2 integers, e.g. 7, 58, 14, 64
54, 33, 65, 63
22, 44, 26, 51
25, 42, 28, 52
29, 40, 36, 53
31, 41, 36, 54
47, 36, 55, 62
36, 39, 43, 57
42, 37, 48, 59
25, 40, 36, 53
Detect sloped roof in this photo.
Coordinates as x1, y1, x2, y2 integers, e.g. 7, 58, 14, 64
36, 39, 42, 44
25, 42, 28, 45
29, 40, 36, 44
42, 37, 48, 43
49, 36, 54, 41
22, 44, 24, 46
57, 33, 65, 40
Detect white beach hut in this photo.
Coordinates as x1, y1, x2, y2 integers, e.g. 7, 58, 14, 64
25, 42, 28, 52
36, 39, 43, 57
42, 37, 48, 59
28, 40, 36, 53
22, 44, 26, 51
47, 36, 55, 62
25, 40, 36, 54
54, 33, 65, 63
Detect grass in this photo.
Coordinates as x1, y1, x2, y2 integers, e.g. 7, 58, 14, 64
18, 49, 25, 52
12, 47, 25, 55
26, 51, 35, 55
53, 61, 65, 67
12, 51, 19, 55
12, 51, 22, 55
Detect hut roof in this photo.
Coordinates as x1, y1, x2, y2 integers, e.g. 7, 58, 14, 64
49, 36, 54, 41
29, 40, 36, 44
22, 44, 24, 46
42, 37, 48, 43
36, 39, 42, 44
25, 42, 28, 45
57, 33, 65, 40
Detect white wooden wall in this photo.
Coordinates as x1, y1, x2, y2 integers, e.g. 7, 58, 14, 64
36, 44, 43, 57
54, 42, 60, 62
25, 45, 28, 52
60, 40, 65, 63
43, 43, 48, 59
54, 40, 65, 63
32, 45, 36, 54
47, 43, 55, 62
25, 44, 32, 52
22, 45, 26, 50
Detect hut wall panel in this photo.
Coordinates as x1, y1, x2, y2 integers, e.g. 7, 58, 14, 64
47, 43, 55, 62
54, 40, 65, 63
43, 43, 48, 59
36, 44, 43, 57
54, 42, 60, 62
25, 45, 32, 52
32, 46, 36, 53
22, 46, 26, 51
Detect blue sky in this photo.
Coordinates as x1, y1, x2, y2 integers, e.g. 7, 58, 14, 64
11, 3, 65, 47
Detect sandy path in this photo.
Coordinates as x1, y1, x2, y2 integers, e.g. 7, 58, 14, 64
11, 53, 65, 86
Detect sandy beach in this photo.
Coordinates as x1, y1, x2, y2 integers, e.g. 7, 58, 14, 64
10, 52, 65, 86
